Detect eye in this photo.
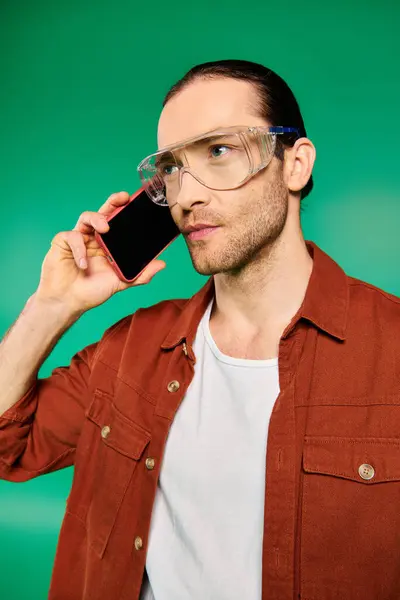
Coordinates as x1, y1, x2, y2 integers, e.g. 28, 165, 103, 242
209, 144, 231, 158
158, 164, 178, 177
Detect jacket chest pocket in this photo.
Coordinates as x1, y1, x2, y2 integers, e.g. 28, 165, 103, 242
84, 390, 151, 558
300, 436, 400, 600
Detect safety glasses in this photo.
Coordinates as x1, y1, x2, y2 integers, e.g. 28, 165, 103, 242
137, 125, 300, 206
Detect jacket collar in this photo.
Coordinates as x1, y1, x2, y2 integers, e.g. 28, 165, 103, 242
161, 240, 349, 351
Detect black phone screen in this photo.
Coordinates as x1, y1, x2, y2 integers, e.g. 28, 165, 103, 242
99, 189, 180, 281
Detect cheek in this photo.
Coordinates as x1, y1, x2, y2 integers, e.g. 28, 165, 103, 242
223, 200, 252, 226
212, 174, 277, 227
225, 185, 263, 222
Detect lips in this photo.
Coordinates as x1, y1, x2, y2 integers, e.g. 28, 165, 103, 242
183, 223, 218, 234
187, 226, 219, 241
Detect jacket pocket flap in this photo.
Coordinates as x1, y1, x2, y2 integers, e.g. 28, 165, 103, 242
303, 436, 400, 484
86, 390, 151, 460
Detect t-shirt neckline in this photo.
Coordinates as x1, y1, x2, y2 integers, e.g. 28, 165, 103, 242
202, 299, 279, 368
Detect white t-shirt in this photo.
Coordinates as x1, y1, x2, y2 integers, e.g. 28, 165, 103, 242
140, 299, 280, 600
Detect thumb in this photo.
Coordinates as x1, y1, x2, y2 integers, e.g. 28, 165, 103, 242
123, 259, 167, 289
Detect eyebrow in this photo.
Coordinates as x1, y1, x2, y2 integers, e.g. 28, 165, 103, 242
155, 153, 172, 168
156, 131, 233, 159
191, 134, 227, 147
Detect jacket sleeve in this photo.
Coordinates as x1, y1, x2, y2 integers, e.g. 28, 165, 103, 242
0, 341, 98, 482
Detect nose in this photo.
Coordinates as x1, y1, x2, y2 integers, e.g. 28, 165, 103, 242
172, 169, 211, 211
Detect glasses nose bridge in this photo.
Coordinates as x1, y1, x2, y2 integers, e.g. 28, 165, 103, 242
171, 164, 211, 210
179, 163, 195, 184
176, 145, 201, 171
178, 165, 207, 193
177, 144, 204, 185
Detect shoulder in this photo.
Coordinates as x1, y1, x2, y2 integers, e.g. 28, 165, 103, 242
93, 297, 189, 368
348, 276, 400, 307
347, 275, 400, 328
134, 297, 188, 325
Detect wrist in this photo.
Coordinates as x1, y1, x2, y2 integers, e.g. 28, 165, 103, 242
24, 292, 83, 329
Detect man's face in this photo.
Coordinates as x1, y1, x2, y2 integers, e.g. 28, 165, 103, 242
157, 77, 289, 276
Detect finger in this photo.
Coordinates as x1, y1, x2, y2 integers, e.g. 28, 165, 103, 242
98, 191, 131, 216
129, 260, 167, 286
52, 231, 89, 269
113, 260, 166, 291
73, 211, 110, 235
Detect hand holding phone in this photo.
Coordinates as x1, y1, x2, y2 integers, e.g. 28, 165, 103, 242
35, 190, 172, 317
95, 186, 180, 283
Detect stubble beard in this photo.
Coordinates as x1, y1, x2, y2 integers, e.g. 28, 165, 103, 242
186, 174, 289, 276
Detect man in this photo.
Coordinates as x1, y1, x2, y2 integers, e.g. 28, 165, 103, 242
1, 59, 399, 600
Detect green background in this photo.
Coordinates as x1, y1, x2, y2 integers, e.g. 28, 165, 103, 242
1, 0, 399, 597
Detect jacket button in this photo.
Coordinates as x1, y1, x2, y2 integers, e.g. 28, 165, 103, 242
101, 425, 111, 439
167, 380, 180, 393
134, 536, 143, 550
358, 463, 375, 480
145, 457, 155, 470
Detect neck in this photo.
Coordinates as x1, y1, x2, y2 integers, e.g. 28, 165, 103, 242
211, 218, 313, 345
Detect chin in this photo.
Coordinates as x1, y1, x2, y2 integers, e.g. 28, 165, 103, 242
191, 262, 218, 276
190, 255, 242, 276
188, 237, 254, 275
188, 254, 218, 276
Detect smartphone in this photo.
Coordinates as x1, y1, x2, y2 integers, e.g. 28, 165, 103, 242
95, 186, 180, 283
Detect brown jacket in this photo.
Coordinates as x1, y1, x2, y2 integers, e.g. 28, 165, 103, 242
1, 241, 400, 600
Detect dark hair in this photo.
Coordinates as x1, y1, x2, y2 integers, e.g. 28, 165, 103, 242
163, 59, 313, 200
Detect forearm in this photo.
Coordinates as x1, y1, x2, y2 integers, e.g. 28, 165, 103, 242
0, 294, 81, 417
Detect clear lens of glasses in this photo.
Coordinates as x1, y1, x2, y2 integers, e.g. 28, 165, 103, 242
137, 128, 277, 206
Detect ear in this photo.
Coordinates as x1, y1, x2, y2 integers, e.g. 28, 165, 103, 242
283, 137, 316, 194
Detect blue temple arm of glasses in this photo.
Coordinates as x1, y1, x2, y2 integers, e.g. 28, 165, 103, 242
268, 127, 300, 135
